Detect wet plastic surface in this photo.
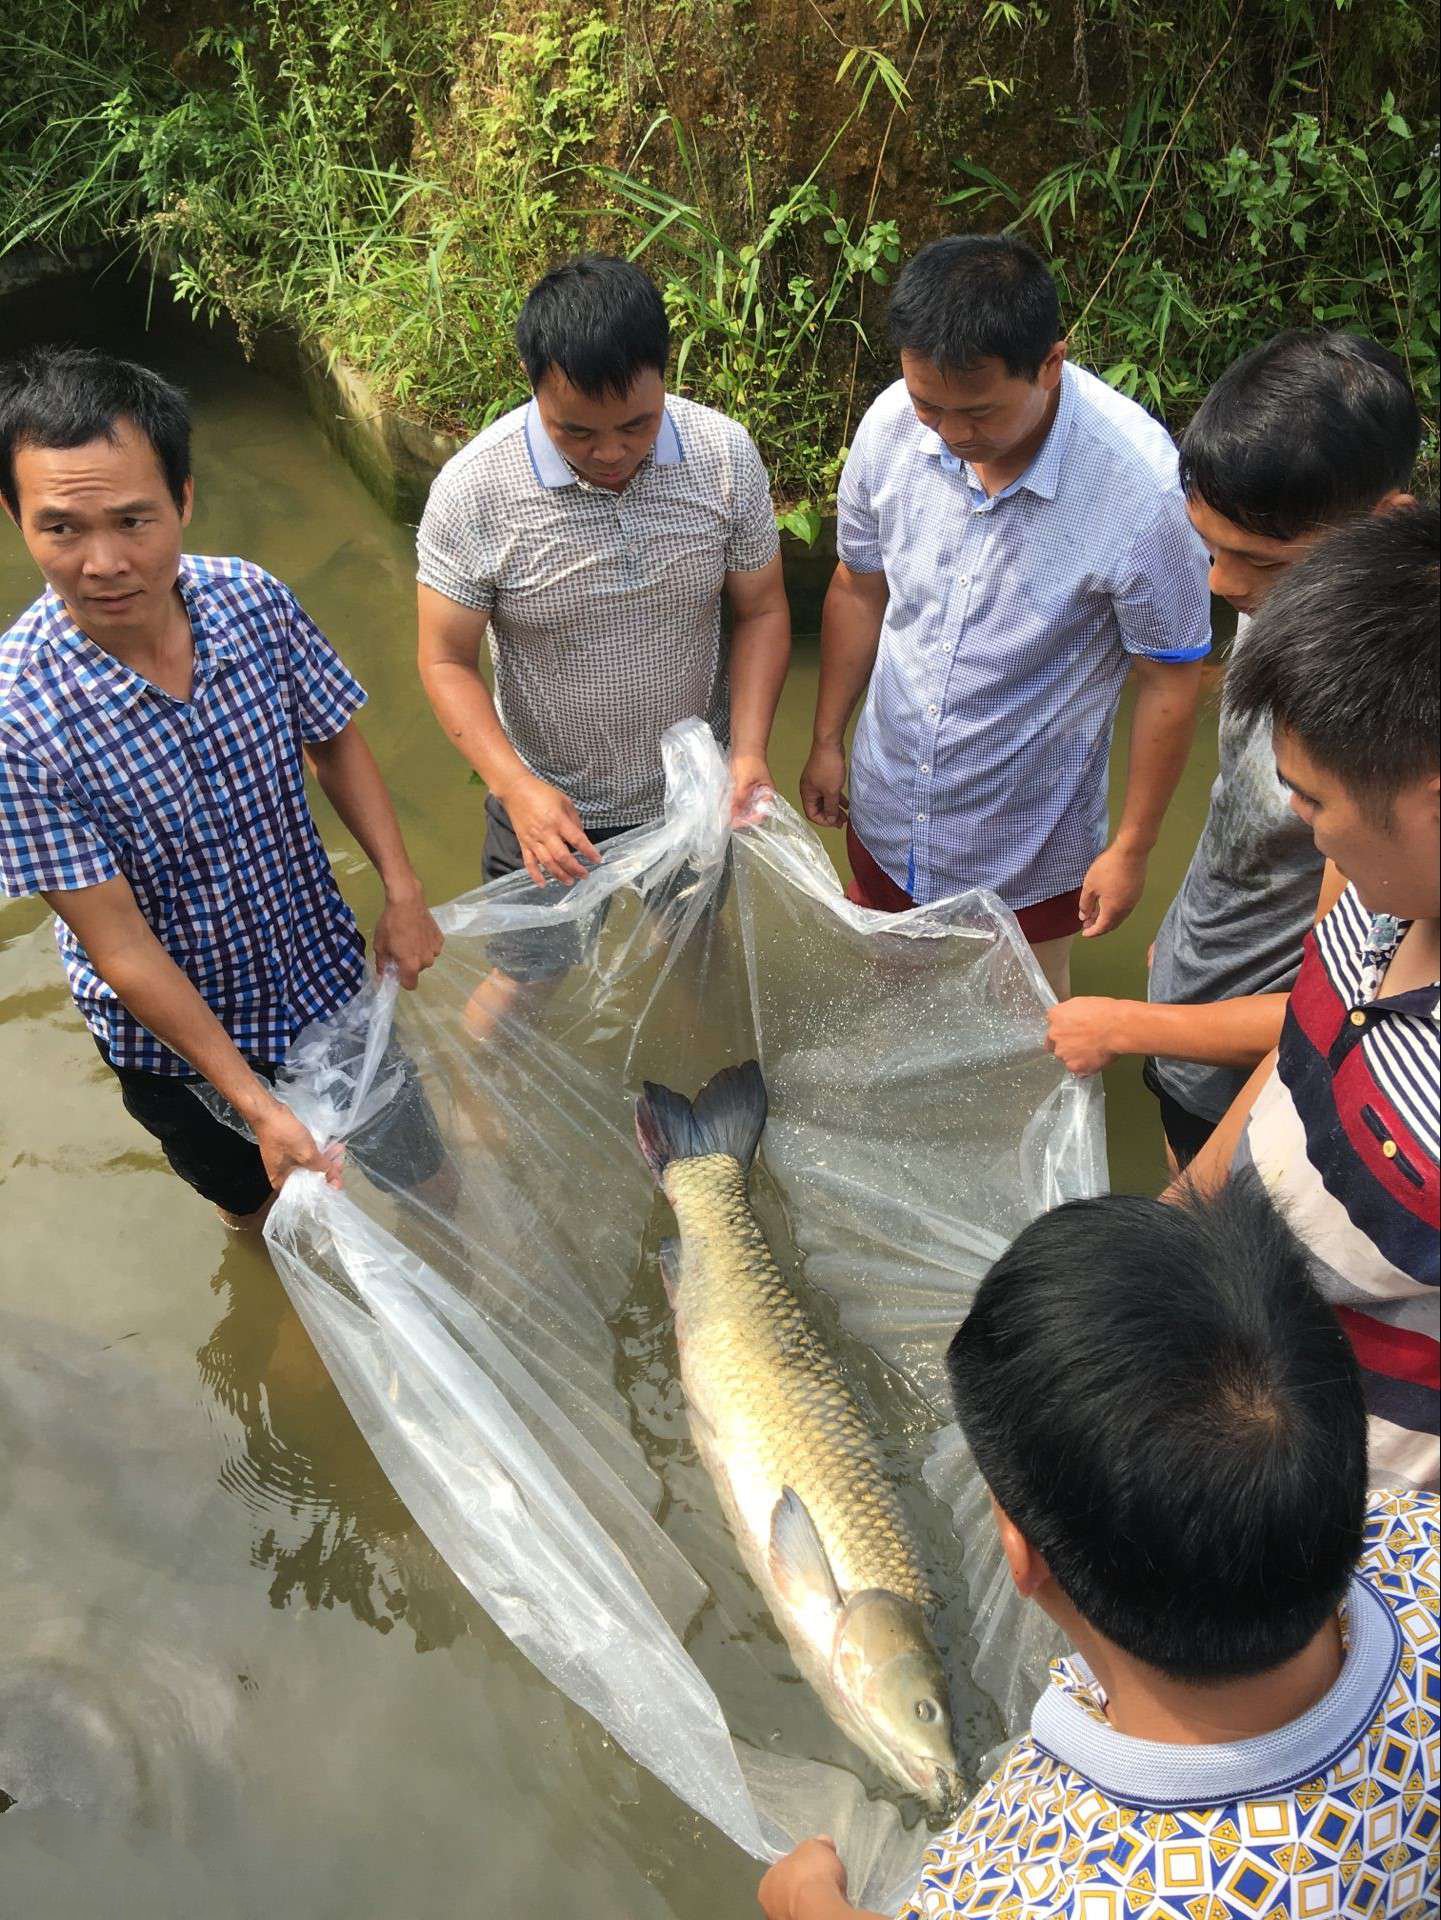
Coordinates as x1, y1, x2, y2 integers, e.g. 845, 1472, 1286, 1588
262, 721, 1102, 1910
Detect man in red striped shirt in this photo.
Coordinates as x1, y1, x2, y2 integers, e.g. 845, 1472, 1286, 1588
1182, 503, 1438, 1488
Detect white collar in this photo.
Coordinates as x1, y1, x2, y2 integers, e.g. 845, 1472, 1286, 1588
522, 397, 684, 488
1030, 1574, 1400, 1808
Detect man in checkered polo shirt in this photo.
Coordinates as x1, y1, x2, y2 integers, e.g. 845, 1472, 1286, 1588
0, 348, 446, 1227
416, 254, 791, 960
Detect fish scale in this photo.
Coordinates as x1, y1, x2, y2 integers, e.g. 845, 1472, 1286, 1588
664, 1154, 931, 1610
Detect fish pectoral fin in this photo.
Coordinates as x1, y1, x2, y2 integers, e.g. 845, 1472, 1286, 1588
683, 1392, 717, 1447
657, 1236, 682, 1307
768, 1487, 843, 1617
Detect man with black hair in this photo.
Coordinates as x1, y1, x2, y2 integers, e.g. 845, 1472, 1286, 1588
416, 254, 790, 908
0, 347, 447, 1226
1047, 333, 1421, 1165
1180, 501, 1439, 1491
799, 235, 1209, 998
759, 1176, 1438, 1919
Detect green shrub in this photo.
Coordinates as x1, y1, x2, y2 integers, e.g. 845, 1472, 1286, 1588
2, 0, 1434, 515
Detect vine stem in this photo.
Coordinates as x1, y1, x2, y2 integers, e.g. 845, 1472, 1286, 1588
1071, 24, 1237, 341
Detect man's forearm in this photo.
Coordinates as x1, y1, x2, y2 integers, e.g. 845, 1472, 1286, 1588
96, 932, 278, 1125
730, 605, 792, 759
812, 567, 887, 746
1114, 994, 1288, 1069
1112, 662, 1205, 852
307, 723, 423, 897
1164, 1048, 1277, 1200
794, 1885, 884, 1920
419, 656, 533, 801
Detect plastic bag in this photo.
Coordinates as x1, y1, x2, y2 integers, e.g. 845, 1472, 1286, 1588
263, 720, 1103, 1910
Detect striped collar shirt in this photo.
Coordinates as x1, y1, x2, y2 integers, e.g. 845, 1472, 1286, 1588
839, 365, 1211, 910
0, 556, 367, 1074
416, 393, 780, 827
1238, 885, 1439, 1488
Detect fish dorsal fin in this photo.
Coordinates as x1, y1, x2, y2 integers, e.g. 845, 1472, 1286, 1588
768, 1487, 843, 1616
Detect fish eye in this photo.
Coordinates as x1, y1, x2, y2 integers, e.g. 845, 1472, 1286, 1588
914, 1698, 938, 1724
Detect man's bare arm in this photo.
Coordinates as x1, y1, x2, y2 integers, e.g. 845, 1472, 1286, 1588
757, 1838, 889, 1920
416, 583, 598, 887
1163, 1048, 1277, 1200
305, 721, 441, 988
1080, 655, 1205, 938
43, 877, 336, 1191
416, 586, 526, 797
1048, 992, 1289, 1079
1048, 860, 1345, 1076
799, 563, 889, 829
727, 553, 792, 818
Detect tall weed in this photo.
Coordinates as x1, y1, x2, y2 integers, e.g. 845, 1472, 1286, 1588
1, 0, 1434, 509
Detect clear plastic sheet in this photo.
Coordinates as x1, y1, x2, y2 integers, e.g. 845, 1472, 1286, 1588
261, 721, 1103, 1911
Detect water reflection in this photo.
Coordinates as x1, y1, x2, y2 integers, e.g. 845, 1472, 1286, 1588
197, 1241, 475, 1653
0, 1307, 242, 1833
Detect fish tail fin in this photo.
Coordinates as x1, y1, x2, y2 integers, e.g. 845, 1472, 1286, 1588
635, 1060, 767, 1181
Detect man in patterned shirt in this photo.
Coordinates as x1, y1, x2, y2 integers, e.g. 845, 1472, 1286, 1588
799, 235, 1210, 998
0, 348, 445, 1226
1181, 504, 1439, 1489
416, 253, 791, 921
759, 1178, 1438, 1920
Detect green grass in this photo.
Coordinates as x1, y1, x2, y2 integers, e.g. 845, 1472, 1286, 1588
2, 0, 1435, 518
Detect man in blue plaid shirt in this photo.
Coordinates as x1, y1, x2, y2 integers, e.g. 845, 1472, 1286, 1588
0, 347, 444, 1226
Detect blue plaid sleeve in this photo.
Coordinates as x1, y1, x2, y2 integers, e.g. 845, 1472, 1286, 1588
280, 590, 369, 741
0, 741, 121, 898
1115, 492, 1212, 663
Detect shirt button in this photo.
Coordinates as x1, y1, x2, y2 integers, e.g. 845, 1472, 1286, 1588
957, 574, 970, 587
920, 763, 930, 774
1350, 1010, 1367, 1027
916, 811, 926, 822
1381, 1140, 1399, 1159
927, 704, 939, 716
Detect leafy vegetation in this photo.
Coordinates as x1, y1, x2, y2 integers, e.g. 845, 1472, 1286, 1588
2, 0, 1435, 522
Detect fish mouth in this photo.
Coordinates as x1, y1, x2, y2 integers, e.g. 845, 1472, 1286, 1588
907, 1756, 964, 1817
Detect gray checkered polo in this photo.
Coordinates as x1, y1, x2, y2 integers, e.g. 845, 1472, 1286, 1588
417, 393, 780, 825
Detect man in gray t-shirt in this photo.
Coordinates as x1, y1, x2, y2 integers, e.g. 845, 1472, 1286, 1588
1145, 617, 1323, 1128
1044, 331, 1419, 1165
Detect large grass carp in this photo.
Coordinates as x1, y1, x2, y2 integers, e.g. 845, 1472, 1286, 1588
635, 1060, 960, 1811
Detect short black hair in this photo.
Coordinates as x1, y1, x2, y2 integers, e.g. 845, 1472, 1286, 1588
1179, 331, 1420, 540
886, 235, 1062, 381
515, 253, 669, 399
1224, 500, 1439, 808
947, 1176, 1366, 1681
0, 345, 191, 518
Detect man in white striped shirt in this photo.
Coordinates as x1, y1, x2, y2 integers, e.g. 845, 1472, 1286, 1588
1182, 504, 1439, 1489
799, 236, 1210, 997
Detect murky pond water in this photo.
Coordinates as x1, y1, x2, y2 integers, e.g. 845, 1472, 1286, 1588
0, 274, 1219, 1916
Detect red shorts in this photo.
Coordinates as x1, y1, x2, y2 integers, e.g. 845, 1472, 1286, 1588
844, 824, 1083, 943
